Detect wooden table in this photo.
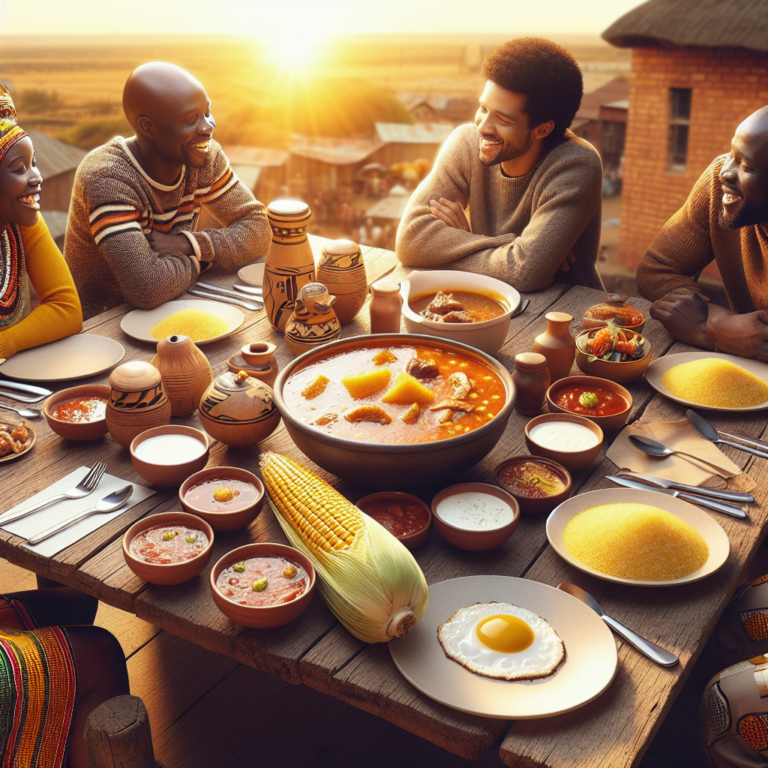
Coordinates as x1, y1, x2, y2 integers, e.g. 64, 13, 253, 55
2, 241, 768, 768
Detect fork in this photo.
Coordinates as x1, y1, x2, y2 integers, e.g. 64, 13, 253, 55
0, 462, 107, 525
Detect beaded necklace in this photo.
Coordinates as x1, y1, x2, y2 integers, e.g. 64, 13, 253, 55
0, 223, 30, 329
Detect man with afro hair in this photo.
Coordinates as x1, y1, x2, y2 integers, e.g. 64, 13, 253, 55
396, 38, 603, 292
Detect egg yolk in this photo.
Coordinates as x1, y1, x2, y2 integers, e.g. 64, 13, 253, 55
475, 614, 534, 653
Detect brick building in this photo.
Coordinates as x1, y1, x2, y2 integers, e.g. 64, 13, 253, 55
603, 0, 768, 281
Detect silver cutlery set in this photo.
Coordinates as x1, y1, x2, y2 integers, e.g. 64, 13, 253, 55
189, 280, 264, 311
0, 378, 51, 418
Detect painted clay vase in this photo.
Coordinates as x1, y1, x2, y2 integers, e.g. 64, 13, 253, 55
150, 334, 214, 416
512, 352, 550, 416
198, 370, 281, 448
284, 283, 342, 356
106, 361, 172, 449
369, 280, 402, 334
533, 312, 575, 382
226, 342, 279, 388
264, 199, 316, 332
316, 239, 367, 325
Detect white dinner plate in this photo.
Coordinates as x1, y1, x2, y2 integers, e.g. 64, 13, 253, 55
546, 488, 731, 587
646, 351, 768, 412
390, 575, 617, 719
0, 334, 125, 382
120, 300, 245, 346
237, 262, 265, 287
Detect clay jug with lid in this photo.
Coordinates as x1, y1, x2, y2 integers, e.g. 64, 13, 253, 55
226, 342, 278, 388
284, 282, 342, 356
512, 352, 550, 416
316, 239, 367, 324
106, 361, 172, 448
264, 199, 316, 332
151, 335, 213, 416
198, 370, 281, 447
533, 312, 575, 382
369, 279, 402, 334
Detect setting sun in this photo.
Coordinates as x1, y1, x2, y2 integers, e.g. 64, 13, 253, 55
265, 29, 324, 71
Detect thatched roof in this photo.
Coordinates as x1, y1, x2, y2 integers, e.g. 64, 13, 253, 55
603, 0, 768, 53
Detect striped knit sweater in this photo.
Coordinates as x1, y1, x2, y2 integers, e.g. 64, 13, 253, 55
64, 137, 270, 319
396, 124, 604, 292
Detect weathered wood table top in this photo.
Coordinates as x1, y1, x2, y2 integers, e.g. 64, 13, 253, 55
2, 241, 767, 768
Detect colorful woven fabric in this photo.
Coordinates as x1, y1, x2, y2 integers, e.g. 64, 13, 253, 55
742, 609, 768, 642
0, 85, 27, 165
0, 622, 77, 768
738, 712, 768, 752
0, 224, 30, 330
0, 597, 36, 632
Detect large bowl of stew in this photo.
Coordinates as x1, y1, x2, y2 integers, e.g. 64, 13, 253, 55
273, 333, 516, 489
400, 271, 521, 355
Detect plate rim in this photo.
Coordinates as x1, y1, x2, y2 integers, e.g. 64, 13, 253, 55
237, 262, 265, 286
546, 487, 731, 587
646, 351, 768, 412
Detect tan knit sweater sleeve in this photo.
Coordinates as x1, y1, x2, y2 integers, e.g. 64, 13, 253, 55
636, 159, 720, 302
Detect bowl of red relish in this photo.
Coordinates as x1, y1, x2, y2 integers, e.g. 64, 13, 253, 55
494, 456, 572, 515
355, 492, 432, 549
43, 384, 110, 442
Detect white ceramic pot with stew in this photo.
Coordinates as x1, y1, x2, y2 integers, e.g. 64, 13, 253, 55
272, 333, 516, 489
400, 271, 521, 355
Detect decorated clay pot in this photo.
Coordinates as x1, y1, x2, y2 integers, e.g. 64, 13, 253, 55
225, 342, 279, 388
150, 334, 214, 416
316, 239, 367, 325
198, 370, 281, 447
106, 361, 172, 449
533, 312, 575, 382
264, 200, 316, 332
284, 283, 342, 356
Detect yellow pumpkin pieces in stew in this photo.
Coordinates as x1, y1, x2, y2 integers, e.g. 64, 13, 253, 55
284, 344, 505, 444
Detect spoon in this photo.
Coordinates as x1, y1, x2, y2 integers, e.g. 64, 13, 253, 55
27, 485, 133, 545
686, 409, 768, 459
0, 401, 41, 420
628, 434, 729, 477
557, 582, 679, 667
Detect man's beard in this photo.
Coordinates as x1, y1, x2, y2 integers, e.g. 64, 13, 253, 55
479, 130, 534, 167
722, 200, 761, 229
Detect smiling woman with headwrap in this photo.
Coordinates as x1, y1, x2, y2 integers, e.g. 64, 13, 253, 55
0, 85, 81, 362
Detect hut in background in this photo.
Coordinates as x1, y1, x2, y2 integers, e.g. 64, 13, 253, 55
27, 130, 86, 214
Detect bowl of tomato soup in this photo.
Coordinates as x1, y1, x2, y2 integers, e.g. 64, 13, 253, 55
43, 384, 110, 441
546, 375, 632, 432
356, 492, 432, 549
210, 543, 316, 628
274, 334, 515, 489
123, 511, 214, 585
180, 467, 264, 532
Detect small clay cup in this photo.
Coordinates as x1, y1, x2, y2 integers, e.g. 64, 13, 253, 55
210, 543, 316, 628
546, 375, 633, 432
525, 413, 603, 473
180, 466, 265, 533
123, 511, 214, 586
130, 425, 210, 487
575, 329, 652, 385
431, 482, 520, 551
494, 455, 572, 515
356, 491, 432, 550
43, 384, 110, 441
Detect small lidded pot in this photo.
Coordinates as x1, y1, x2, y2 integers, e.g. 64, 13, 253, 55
370, 280, 402, 334
512, 352, 550, 416
198, 370, 281, 448
226, 342, 279, 388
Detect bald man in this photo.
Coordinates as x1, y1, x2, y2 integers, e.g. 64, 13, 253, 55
64, 62, 270, 319
637, 107, 768, 362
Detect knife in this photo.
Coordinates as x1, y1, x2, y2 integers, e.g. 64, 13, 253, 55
607, 476, 747, 518
615, 471, 754, 503
687, 409, 768, 460
0, 379, 52, 403
188, 289, 263, 311
719, 431, 768, 452
234, 284, 263, 296
195, 281, 263, 302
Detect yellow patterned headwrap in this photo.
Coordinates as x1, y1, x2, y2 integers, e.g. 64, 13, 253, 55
0, 84, 28, 164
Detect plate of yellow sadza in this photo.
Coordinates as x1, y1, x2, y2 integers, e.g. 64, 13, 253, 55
646, 351, 768, 412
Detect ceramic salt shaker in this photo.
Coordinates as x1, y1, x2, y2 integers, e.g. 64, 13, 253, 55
369, 280, 402, 334
512, 352, 550, 416
316, 239, 367, 325
151, 334, 213, 416
284, 282, 342, 356
533, 312, 575, 382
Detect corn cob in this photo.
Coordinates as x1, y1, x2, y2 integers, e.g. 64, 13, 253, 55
260, 452, 429, 643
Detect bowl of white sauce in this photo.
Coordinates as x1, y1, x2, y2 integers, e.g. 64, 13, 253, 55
524, 413, 603, 473
431, 482, 520, 550
130, 425, 210, 487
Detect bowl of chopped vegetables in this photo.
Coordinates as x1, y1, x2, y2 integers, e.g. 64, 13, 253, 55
575, 326, 652, 384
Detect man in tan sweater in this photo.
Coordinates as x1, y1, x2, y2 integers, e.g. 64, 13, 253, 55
65, 62, 270, 319
396, 38, 603, 293
637, 107, 768, 362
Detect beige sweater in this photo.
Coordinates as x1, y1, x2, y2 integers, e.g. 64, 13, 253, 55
637, 156, 766, 313
396, 124, 604, 292
65, 138, 270, 319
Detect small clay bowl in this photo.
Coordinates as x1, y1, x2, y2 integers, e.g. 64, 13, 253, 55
546, 375, 633, 432
356, 491, 432, 550
210, 543, 316, 628
43, 384, 110, 441
130, 425, 210, 487
431, 482, 520, 551
525, 413, 604, 474
494, 455, 572, 515
123, 511, 214, 586
179, 466, 265, 533
575, 329, 652, 385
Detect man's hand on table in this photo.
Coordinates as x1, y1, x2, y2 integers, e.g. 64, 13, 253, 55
706, 304, 768, 363
649, 288, 715, 350
429, 198, 470, 232
145, 230, 195, 257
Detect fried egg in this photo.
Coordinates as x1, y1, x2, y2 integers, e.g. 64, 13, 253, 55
437, 602, 566, 681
